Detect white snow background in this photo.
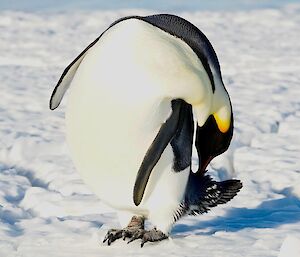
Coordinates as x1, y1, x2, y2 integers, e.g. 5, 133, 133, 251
1, 3, 300, 257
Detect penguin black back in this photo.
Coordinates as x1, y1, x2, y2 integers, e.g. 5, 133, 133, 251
140, 14, 222, 93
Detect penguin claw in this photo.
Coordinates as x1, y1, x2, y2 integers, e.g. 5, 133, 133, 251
102, 216, 167, 246
122, 229, 135, 240
103, 228, 168, 246
103, 228, 141, 245
126, 229, 145, 244
103, 216, 145, 246
140, 228, 168, 247
103, 229, 123, 245
126, 228, 168, 247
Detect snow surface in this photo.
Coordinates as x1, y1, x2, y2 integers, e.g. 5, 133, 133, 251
1, 5, 300, 257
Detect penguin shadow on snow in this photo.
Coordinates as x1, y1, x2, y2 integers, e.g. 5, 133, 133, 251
172, 187, 300, 237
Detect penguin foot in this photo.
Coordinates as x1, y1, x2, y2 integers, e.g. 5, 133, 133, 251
103, 216, 145, 245
127, 228, 168, 247
103, 228, 123, 245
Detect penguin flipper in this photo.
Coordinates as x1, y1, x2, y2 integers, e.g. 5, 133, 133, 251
49, 37, 100, 110
174, 174, 242, 221
133, 100, 184, 206
49, 16, 140, 110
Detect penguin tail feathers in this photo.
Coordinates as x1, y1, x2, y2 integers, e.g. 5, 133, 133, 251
174, 175, 242, 220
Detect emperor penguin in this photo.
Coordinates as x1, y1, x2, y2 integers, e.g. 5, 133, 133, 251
50, 14, 242, 247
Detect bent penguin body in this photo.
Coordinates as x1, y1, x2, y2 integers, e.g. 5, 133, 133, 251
50, 14, 242, 235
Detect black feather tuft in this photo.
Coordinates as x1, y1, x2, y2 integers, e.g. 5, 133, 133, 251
173, 174, 242, 221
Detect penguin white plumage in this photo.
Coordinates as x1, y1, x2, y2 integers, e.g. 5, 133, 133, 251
50, 14, 242, 247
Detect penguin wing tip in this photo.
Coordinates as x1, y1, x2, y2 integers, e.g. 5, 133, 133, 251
49, 104, 55, 110
133, 187, 142, 206
49, 100, 58, 110
133, 197, 141, 206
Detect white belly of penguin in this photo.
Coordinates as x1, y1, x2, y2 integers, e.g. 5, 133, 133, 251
65, 19, 208, 215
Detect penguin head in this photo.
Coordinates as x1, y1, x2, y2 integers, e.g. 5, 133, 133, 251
193, 83, 233, 173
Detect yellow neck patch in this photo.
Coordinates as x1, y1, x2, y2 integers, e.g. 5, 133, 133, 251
213, 112, 231, 133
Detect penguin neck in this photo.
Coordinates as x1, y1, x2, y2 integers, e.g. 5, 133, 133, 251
211, 80, 231, 133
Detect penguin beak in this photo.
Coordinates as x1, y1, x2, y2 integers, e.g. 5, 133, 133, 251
198, 155, 213, 173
